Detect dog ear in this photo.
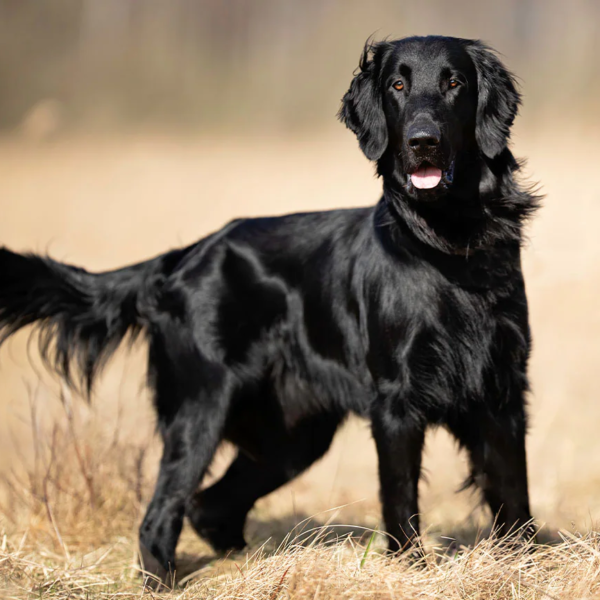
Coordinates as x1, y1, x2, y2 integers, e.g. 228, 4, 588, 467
464, 41, 521, 159
339, 41, 388, 161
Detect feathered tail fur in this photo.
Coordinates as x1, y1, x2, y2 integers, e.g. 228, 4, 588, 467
0, 246, 188, 393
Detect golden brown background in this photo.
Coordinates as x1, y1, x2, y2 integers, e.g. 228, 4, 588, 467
1, 0, 599, 541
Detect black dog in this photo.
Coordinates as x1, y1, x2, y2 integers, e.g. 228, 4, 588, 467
0, 36, 539, 584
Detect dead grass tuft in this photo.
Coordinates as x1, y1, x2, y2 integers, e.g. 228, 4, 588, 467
3, 526, 600, 598
0, 387, 599, 599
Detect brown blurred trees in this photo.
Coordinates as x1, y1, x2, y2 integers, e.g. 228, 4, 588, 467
0, 0, 597, 133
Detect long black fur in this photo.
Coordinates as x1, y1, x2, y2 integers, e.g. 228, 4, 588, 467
0, 35, 540, 584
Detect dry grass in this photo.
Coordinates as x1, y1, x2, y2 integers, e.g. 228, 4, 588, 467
1, 397, 600, 599
1, 129, 600, 598
4, 533, 600, 599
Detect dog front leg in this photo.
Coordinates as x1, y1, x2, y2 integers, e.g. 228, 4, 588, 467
371, 400, 426, 554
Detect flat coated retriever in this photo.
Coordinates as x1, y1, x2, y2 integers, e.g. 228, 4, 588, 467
0, 35, 539, 585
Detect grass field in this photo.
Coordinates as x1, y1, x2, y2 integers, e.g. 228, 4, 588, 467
0, 127, 599, 598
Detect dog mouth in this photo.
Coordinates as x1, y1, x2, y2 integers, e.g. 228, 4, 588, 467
407, 161, 454, 190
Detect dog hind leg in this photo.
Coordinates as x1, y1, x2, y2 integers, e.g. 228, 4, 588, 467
138, 326, 232, 588
186, 413, 341, 551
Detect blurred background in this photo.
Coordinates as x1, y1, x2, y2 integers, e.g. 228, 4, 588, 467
0, 0, 599, 546
1, 0, 599, 135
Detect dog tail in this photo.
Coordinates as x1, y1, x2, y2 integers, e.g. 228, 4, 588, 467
0, 245, 190, 394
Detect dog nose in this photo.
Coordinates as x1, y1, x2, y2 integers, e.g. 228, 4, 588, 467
407, 124, 441, 152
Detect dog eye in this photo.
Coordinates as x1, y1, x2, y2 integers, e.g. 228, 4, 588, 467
392, 80, 404, 91
449, 79, 460, 89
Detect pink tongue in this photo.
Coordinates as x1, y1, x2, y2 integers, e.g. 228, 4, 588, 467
410, 165, 442, 189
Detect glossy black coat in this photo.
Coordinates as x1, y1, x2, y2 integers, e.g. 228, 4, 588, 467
0, 36, 540, 585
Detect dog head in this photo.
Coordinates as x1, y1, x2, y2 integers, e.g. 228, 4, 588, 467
339, 36, 520, 200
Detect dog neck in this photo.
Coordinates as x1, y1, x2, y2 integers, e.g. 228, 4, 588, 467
377, 149, 540, 257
